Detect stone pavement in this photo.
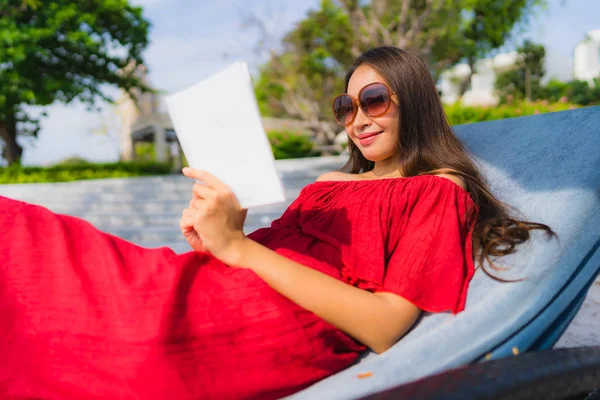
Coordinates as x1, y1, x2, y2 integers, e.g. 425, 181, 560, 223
0, 155, 597, 348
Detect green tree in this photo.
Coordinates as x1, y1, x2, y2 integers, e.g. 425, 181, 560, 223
253, 0, 546, 151
254, 1, 351, 153
495, 40, 546, 102
0, 0, 151, 165
456, 0, 545, 97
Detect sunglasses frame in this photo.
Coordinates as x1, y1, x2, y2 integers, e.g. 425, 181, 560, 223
332, 82, 396, 126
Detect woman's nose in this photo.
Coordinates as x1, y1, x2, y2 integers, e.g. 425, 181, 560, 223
352, 106, 371, 131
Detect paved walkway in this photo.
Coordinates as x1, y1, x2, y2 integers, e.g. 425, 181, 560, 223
1, 156, 597, 348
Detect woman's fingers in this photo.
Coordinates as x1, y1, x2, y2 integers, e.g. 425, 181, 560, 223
192, 183, 213, 201
181, 207, 195, 217
179, 208, 205, 252
194, 170, 228, 191
180, 208, 196, 232
182, 168, 228, 191
183, 169, 241, 211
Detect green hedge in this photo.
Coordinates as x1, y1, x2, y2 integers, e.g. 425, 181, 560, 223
444, 101, 578, 125
538, 78, 600, 106
267, 130, 316, 160
0, 160, 173, 184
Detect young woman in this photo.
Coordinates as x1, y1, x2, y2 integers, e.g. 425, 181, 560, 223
0, 46, 554, 400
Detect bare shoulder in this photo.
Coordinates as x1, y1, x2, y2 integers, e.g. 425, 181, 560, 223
432, 173, 467, 190
316, 171, 348, 182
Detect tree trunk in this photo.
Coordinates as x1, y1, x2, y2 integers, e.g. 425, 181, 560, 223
525, 66, 532, 102
0, 116, 22, 166
458, 74, 472, 98
458, 57, 476, 98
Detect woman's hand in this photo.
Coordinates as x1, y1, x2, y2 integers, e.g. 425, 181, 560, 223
180, 167, 248, 265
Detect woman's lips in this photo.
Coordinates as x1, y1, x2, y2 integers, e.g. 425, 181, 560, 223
358, 131, 382, 145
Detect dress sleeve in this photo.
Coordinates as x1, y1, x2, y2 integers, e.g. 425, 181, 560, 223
376, 176, 479, 314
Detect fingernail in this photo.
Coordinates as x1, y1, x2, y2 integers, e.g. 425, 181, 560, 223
182, 167, 190, 174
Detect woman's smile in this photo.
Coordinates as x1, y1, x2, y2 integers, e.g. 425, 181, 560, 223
358, 131, 383, 146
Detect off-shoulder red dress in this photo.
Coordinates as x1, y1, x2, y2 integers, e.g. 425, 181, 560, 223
0, 175, 478, 400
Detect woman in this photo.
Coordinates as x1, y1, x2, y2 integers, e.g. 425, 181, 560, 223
0, 47, 554, 399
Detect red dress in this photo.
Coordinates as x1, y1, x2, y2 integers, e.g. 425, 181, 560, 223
0, 175, 478, 400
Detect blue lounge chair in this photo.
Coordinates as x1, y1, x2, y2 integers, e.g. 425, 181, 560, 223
289, 106, 600, 399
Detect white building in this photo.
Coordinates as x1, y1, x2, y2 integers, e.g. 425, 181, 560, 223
573, 29, 600, 83
438, 30, 600, 106
439, 52, 523, 106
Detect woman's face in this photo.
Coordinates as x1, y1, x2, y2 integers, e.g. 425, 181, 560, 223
345, 65, 400, 162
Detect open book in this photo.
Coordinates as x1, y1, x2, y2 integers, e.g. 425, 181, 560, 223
165, 62, 286, 208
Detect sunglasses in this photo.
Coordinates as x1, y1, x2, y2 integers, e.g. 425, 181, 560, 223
332, 82, 396, 126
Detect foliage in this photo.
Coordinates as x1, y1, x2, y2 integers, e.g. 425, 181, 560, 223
444, 100, 577, 125
539, 78, 600, 105
495, 40, 546, 102
0, 160, 172, 184
134, 142, 156, 161
0, 0, 152, 165
255, 0, 546, 147
539, 79, 569, 102
255, 72, 285, 118
455, 0, 545, 96
55, 156, 93, 166
267, 130, 315, 159
254, 0, 349, 151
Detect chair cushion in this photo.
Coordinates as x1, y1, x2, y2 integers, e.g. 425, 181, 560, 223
289, 106, 600, 399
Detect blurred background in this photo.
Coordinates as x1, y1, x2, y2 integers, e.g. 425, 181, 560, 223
0, 0, 599, 179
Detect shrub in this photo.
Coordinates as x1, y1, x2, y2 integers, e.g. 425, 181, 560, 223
539, 79, 569, 103
134, 142, 156, 161
267, 130, 315, 160
566, 79, 600, 105
0, 161, 173, 184
444, 101, 577, 125
55, 156, 92, 166
537, 79, 600, 106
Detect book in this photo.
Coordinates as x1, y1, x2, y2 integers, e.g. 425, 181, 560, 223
165, 62, 286, 208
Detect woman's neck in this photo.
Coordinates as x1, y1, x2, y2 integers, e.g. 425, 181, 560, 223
364, 161, 402, 179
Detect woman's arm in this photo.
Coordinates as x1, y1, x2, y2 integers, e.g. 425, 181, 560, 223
180, 167, 421, 354
228, 238, 421, 354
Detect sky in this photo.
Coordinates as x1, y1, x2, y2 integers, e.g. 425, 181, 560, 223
10, 0, 600, 166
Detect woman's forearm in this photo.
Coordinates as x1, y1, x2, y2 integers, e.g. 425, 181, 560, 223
228, 237, 412, 354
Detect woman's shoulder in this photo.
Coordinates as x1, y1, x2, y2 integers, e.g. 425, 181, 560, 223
315, 171, 357, 182
315, 170, 467, 190
431, 173, 467, 191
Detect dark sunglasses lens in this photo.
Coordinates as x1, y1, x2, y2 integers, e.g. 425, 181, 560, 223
360, 84, 390, 117
334, 95, 355, 125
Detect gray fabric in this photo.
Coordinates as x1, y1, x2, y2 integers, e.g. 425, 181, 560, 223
289, 106, 600, 399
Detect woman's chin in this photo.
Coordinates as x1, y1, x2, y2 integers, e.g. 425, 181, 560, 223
360, 148, 390, 162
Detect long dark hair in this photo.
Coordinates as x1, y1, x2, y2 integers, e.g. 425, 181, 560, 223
341, 46, 556, 280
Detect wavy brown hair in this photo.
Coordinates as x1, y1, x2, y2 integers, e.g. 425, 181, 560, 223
340, 46, 556, 281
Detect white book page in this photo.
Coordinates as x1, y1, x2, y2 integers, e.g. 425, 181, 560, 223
165, 62, 286, 208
